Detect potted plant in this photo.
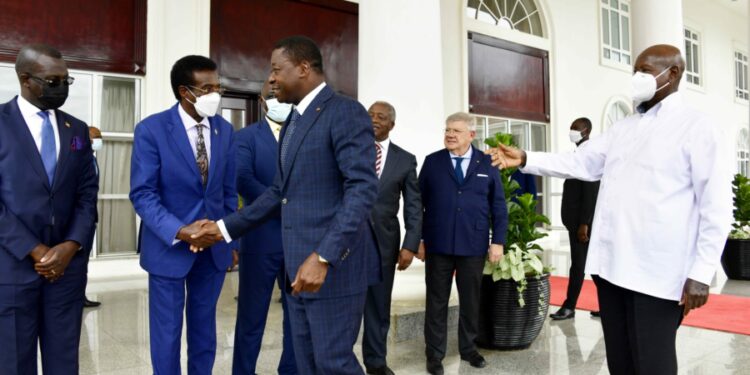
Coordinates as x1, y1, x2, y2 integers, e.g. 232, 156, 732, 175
476, 133, 553, 350
721, 173, 750, 280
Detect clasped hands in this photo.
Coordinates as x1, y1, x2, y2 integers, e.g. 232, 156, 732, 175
177, 219, 224, 252
29, 241, 79, 282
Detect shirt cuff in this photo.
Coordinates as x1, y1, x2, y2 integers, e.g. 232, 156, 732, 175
172, 239, 180, 245
318, 254, 328, 264
217, 220, 233, 243
687, 261, 717, 285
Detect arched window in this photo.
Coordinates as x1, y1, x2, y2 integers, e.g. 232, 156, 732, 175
467, 0, 545, 37
604, 100, 631, 130
738, 129, 749, 176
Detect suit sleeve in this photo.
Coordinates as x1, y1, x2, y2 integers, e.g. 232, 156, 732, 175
580, 180, 599, 226
129, 124, 185, 246
0, 201, 42, 260
64, 126, 99, 249
400, 154, 422, 252
316, 101, 379, 267
222, 164, 282, 239
234, 129, 268, 200
489, 162, 508, 245
223, 127, 238, 217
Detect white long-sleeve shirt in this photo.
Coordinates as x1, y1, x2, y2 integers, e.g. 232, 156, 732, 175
522, 93, 733, 301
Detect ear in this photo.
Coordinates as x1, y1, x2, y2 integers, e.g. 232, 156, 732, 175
297, 61, 311, 78
178, 86, 191, 101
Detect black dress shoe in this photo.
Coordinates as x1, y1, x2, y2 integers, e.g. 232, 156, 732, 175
460, 351, 487, 368
590, 310, 601, 317
550, 307, 575, 320
83, 297, 101, 308
426, 358, 444, 375
365, 365, 394, 375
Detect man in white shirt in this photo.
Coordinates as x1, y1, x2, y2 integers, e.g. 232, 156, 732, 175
489, 44, 733, 375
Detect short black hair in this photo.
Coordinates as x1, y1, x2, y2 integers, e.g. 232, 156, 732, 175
574, 117, 593, 132
170, 55, 217, 100
15, 44, 64, 75
273, 35, 324, 74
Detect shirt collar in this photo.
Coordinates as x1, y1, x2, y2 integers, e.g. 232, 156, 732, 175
377, 138, 390, 151
450, 146, 473, 159
295, 82, 327, 116
637, 91, 683, 116
17, 95, 52, 119
178, 102, 210, 130
266, 117, 282, 130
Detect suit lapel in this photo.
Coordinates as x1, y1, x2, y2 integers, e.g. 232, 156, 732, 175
463, 146, 482, 183
378, 143, 398, 189
168, 105, 202, 185
206, 117, 221, 188
51, 110, 72, 192
5, 99, 50, 191
442, 149, 460, 185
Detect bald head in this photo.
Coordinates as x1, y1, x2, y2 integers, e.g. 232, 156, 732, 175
15, 44, 64, 76
635, 44, 685, 78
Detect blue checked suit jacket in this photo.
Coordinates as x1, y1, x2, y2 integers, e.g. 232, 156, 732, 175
223, 85, 380, 299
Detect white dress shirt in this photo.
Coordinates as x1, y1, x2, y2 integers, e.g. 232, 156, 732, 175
450, 146, 472, 176
178, 104, 211, 162
217, 82, 328, 243
376, 138, 390, 179
17, 95, 60, 159
521, 93, 733, 301
266, 117, 282, 142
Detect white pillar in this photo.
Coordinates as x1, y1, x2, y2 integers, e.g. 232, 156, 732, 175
144, 0, 211, 116
630, 0, 684, 57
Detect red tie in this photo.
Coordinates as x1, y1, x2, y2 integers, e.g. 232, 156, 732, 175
375, 142, 382, 177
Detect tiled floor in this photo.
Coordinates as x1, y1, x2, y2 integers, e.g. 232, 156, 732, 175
75, 233, 749, 374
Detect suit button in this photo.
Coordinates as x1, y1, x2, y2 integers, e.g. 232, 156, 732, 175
458, 191, 462, 195
457, 208, 462, 212
282, 198, 288, 204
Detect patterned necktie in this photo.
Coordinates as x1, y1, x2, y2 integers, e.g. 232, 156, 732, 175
453, 157, 464, 185
375, 142, 383, 178
195, 124, 208, 187
280, 109, 301, 172
37, 111, 56, 186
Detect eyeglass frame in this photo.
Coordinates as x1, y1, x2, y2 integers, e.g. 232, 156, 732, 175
187, 85, 226, 96
27, 75, 75, 88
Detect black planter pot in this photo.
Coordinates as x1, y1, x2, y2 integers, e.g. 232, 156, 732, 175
476, 274, 550, 350
722, 239, 750, 280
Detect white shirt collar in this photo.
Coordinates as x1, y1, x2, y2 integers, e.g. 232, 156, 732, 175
17, 95, 52, 119
178, 102, 210, 130
377, 138, 390, 153
295, 82, 327, 116
450, 146, 473, 159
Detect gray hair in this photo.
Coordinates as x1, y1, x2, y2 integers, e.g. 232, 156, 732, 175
445, 111, 476, 131
371, 101, 396, 122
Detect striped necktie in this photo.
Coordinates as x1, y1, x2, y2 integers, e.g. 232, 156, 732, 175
375, 142, 383, 178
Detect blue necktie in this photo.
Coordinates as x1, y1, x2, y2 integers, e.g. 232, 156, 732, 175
280, 109, 301, 172
37, 111, 56, 186
453, 157, 464, 185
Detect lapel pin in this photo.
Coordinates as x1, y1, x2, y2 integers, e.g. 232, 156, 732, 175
65, 121, 71, 128
214, 128, 218, 135
316, 107, 321, 112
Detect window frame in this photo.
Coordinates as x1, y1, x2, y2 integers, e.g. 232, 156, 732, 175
738, 128, 749, 177
599, 0, 633, 70
683, 26, 702, 88
735, 50, 749, 102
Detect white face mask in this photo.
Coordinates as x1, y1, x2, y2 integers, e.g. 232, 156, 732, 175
265, 98, 292, 123
92, 138, 103, 151
187, 88, 221, 118
631, 67, 671, 105
569, 130, 584, 144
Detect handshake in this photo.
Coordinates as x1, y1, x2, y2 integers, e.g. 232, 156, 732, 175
177, 219, 225, 252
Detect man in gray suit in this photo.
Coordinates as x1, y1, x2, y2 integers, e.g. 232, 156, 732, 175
362, 101, 422, 375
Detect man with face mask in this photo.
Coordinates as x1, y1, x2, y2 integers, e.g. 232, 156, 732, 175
81, 126, 103, 308
231, 80, 297, 375
488, 45, 733, 375
129, 55, 238, 375
0, 44, 98, 375
550, 117, 600, 321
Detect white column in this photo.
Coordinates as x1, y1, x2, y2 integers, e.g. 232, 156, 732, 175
144, 0, 211, 117
358, 0, 448, 162
630, 0, 684, 57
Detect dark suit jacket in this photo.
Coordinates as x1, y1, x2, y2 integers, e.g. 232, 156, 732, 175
561, 178, 600, 229
419, 146, 507, 257
223, 85, 380, 299
130, 104, 237, 278
371, 142, 422, 265
233, 119, 282, 255
0, 97, 99, 284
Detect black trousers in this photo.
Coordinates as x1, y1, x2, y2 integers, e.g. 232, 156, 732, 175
424, 253, 484, 360
563, 226, 589, 309
362, 258, 397, 368
593, 275, 684, 375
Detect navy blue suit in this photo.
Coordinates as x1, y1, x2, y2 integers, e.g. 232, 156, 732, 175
232, 118, 296, 375
419, 146, 507, 360
223, 85, 379, 374
130, 104, 237, 375
0, 97, 98, 375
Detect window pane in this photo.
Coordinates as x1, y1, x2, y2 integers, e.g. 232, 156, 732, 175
685, 43, 693, 72
611, 0, 619, 8
96, 200, 137, 255
610, 11, 620, 49
510, 121, 527, 149
604, 48, 611, 58
60, 72, 92, 124
101, 77, 136, 133
602, 9, 610, 45
530, 123, 546, 152
97, 139, 132, 195
488, 118, 509, 138
612, 51, 621, 62
692, 45, 699, 74
0, 66, 17, 103
622, 16, 630, 52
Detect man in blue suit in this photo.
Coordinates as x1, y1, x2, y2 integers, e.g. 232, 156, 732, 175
232, 80, 297, 375
418, 112, 507, 375
129, 55, 237, 375
192, 36, 379, 374
0, 44, 99, 375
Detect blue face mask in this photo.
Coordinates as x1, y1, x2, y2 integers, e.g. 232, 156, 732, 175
265, 98, 293, 123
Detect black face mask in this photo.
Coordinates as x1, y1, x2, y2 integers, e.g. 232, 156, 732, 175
37, 83, 69, 110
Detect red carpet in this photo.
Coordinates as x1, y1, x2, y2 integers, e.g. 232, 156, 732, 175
549, 276, 750, 336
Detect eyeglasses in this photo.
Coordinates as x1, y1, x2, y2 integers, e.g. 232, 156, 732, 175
189, 85, 226, 96
29, 75, 75, 87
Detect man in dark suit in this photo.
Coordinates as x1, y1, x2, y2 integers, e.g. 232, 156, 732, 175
550, 117, 600, 320
192, 36, 379, 374
83, 125, 103, 308
361, 101, 422, 375
418, 112, 507, 375
232, 80, 297, 375
0, 44, 98, 375
129, 55, 237, 375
